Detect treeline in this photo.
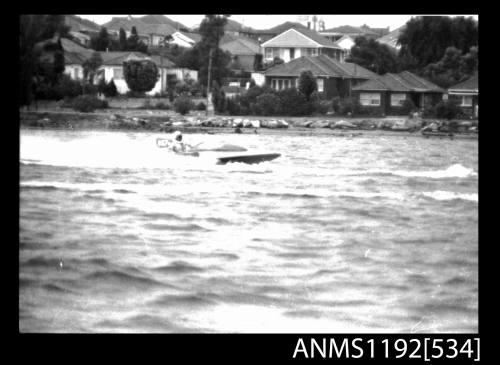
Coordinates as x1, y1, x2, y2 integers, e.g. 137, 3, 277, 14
347, 16, 478, 88
90, 26, 148, 53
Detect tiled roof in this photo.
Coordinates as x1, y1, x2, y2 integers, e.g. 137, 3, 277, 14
262, 21, 309, 35
352, 71, 445, 92
322, 25, 376, 35
448, 74, 478, 92
264, 54, 376, 79
138, 15, 188, 30
221, 37, 261, 55
376, 26, 405, 49
176, 31, 202, 43
64, 15, 101, 32
102, 16, 177, 36
292, 27, 343, 48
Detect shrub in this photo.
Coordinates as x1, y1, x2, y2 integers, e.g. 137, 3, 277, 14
434, 100, 462, 120
126, 90, 146, 98
175, 82, 191, 95
401, 98, 416, 114
82, 83, 98, 96
173, 94, 195, 115
276, 88, 311, 116
54, 74, 83, 99
154, 101, 170, 110
254, 93, 282, 115
71, 95, 108, 112
333, 97, 362, 116
123, 59, 159, 93
226, 97, 242, 115
104, 79, 118, 97
196, 102, 207, 111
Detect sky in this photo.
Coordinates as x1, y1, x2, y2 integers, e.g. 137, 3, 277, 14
77, 14, 478, 32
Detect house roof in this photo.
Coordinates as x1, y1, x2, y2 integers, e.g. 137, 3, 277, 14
102, 16, 177, 36
64, 15, 101, 32
264, 54, 377, 79
138, 15, 188, 30
321, 25, 378, 36
262, 27, 342, 49
376, 26, 405, 49
352, 71, 445, 93
260, 21, 308, 35
175, 31, 202, 43
220, 37, 261, 55
448, 73, 478, 92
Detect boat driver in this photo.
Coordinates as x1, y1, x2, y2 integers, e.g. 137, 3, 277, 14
171, 131, 192, 152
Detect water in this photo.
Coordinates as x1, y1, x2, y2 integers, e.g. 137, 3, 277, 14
19, 129, 478, 333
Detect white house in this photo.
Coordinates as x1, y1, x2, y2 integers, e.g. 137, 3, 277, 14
63, 51, 197, 96
169, 31, 201, 48
261, 27, 345, 64
334, 35, 356, 55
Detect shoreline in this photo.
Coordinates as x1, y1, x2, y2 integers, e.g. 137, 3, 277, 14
19, 109, 478, 139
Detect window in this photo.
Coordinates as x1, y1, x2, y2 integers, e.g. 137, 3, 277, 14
265, 48, 272, 59
290, 48, 295, 59
278, 79, 283, 90
113, 67, 123, 80
360, 93, 381, 106
272, 78, 294, 91
391, 93, 406, 106
307, 48, 318, 56
461, 95, 473, 107
73, 68, 80, 80
317, 78, 324, 92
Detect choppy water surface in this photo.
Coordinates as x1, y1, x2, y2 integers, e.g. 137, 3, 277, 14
19, 129, 478, 333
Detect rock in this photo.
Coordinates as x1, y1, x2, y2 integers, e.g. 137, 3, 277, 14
332, 120, 357, 129
243, 119, 253, 128
326, 111, 336, 116
250, 120, 261, 128
109, 114, 117, 121
172, 121, 184, 126
277, 120, 289, 128
233, 118, 243, 127
311, 120, 330, 128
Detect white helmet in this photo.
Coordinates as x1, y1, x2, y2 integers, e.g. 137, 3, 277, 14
173, 130, 182, 141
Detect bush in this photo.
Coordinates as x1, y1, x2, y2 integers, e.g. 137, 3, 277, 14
123, 59, 159, 93
54, 74, 83, 99
226, 97, 242, 115
434, 100, 462, 120
104, 79, 118, 97
175, 82, 191, 95
276, 88, 311, 116
196, 102, 207, 111
332, 97, 362, 116
154, 101, 170, 110
173, 94, 195, 115
82, 83, 98, 96
254, 93, 282, 115
401, 98, 416, 114
126, 90, 146, 98
70, 95, 108, 112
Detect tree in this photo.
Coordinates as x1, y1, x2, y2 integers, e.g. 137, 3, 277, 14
127, 26, 148, 53
19, 14, 68, 106
347, 36, 401, 74
91, 27, 111, 51
82, 52, 103, 86
196, 15, 232, 89
123, 59, 159, 93
422, 46, 478, 88
298, 71, 317, 101
398, 16, 478, 69
119, 28, 127, 51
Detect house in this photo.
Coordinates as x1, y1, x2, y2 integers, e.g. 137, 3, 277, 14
447, 73, 478, 118
319, 25, 381, 42
102, 15, 185, 47
376, 26, 405, 51
169, 31, 202, 48
64, 15, 101, 37
333, 35, 356, 56
261, 27, 345, 64
96, 53, 197, 95
352, 71, 445, 115
253, 21, 310, 43
220, 36, 262, 73
69, 31, 91, 47
263, 54, 377, 99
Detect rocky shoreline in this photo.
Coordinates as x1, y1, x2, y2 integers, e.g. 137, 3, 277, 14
20, 110, 478, 137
